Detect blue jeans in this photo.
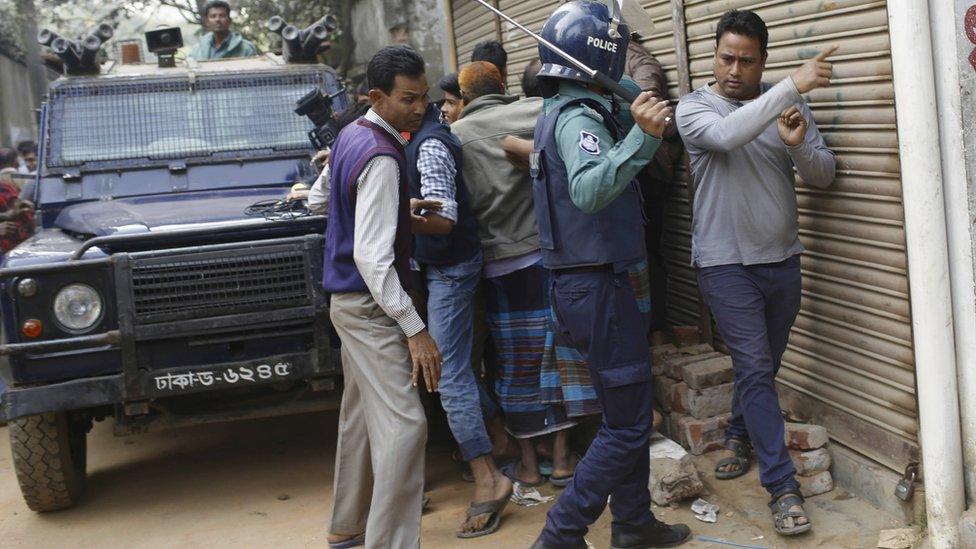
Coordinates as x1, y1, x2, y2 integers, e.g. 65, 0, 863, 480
425, 250, 492, 461
697, 255, 802, 498
539, 269, 656, 546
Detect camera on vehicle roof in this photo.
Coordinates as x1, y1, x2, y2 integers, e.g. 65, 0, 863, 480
145, 27, 183, 68
294, 88, 344, 150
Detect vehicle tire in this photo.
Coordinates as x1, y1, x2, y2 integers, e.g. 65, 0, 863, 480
8, 412, 88, 512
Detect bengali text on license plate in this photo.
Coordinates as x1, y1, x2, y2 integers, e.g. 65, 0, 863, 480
153, 362, 293, 392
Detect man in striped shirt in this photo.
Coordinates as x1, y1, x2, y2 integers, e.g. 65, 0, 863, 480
406, 96, 514, 538
322, 46, 441, 549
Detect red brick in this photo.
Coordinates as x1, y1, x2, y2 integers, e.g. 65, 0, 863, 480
798, 470, 834, 497
666, 413, 687, 447
785, 422, 829, 450
654, 377, 689, 414
675, 343, 715, 356
686, 382, 734, 419
677, 414, 730, 455
790, 448, 832, 476
663, 352, 724, 379
672, 325, 700, 347
683, 355, 735, 389
651, 343, 678, 366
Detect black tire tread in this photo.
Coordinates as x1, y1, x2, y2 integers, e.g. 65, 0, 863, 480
8, 412, 85, 512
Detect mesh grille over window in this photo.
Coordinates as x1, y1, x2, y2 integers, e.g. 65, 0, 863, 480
46, 70, 327, 168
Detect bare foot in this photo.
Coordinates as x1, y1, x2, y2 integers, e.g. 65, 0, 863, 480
457, 470, 513, 535
552, 452, 579, 479
716, 448, 743, 474
782, 502, 809, 528
513, 460, 544, 485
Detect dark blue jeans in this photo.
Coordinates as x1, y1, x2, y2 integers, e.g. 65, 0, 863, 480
425, 251, 492, 461
697, 255, 802, 498
539, 269, 656, 546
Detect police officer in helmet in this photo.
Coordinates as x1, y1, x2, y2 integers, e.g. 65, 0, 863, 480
529, 1, 691, 547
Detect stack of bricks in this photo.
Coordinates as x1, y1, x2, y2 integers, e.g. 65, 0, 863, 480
786, 422, 834, 497
652, 332, 734, 456
652, 326, 834, 497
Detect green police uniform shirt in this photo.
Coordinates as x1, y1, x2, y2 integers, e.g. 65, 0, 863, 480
543, 78, 661, 214
189, 31, 258, 60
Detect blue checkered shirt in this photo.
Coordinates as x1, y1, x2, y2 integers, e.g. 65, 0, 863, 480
416, 138, 458, 223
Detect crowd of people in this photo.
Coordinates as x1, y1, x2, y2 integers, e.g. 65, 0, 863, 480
306, 2, 837, 548
0, 1, 839, 545
0, 142, 39, 398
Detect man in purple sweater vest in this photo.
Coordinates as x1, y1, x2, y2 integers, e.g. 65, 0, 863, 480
323, 45, 442, 549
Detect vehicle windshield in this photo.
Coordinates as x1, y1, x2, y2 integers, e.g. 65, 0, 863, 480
45, 70, 327, 169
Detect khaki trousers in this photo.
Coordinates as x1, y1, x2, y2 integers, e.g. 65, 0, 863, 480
328, 292, 427, 549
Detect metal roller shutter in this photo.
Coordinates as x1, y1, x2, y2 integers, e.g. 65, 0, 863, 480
451, 0, 502, 72
678, 0, 918, 472
498, 0, 558, 94
635, 1, 706, 329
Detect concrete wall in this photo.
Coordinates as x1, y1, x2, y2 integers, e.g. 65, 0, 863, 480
349, 0, 449, 98
0, 54, 38, 148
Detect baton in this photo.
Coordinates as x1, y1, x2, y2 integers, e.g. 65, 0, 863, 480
471, 0, 639, 103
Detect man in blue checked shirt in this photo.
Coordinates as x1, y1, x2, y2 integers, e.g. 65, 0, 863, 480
405, 102, 514, 538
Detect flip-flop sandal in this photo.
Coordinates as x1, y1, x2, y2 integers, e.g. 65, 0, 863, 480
328, 533, 365, 549
456, 497, 510, 539
539, 459, 554, 477
549, 452, 582, 488
714, 437, 752, 480
769, 491, 812, 536
500, 460, 545, 488
549, 473, 573, 488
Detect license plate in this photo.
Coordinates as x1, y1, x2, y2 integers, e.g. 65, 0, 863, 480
152, 362, 294, 393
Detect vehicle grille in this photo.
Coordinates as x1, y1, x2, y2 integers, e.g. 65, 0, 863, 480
131, 248, 311, 324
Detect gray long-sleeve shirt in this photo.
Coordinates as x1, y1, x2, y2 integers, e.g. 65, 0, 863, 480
676, 78, 836, 267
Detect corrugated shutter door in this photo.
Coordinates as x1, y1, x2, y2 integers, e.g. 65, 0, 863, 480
680, 0, 918, 471
498, 0, 557, 94
636, 1, 705, 329
451, 0, 502, 71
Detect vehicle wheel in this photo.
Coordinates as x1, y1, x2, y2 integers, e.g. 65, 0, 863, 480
9, 412, 88, 512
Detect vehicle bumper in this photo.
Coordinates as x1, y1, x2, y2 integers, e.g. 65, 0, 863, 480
0, 350, 329, 422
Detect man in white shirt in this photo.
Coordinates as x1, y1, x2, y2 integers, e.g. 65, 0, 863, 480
322, 45, 441, 549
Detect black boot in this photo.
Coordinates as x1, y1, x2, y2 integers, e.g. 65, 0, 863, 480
610, 519, 692, 548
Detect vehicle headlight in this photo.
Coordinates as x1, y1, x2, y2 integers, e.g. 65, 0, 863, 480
52, 284, 103, 332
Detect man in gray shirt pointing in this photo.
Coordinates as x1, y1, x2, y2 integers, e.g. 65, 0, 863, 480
676, 9, 836, 537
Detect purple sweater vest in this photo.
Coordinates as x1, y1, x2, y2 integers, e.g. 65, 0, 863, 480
322, 117, 413, 293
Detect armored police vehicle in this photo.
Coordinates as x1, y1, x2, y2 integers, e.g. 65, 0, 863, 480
0, 22, 346, 511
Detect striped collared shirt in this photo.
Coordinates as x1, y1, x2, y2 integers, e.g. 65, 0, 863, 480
350, 109, 424, 336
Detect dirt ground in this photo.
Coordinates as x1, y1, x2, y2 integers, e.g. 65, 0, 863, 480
0, 412, 906, 548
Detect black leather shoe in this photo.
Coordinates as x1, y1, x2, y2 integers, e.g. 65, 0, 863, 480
610, 519, 692, 548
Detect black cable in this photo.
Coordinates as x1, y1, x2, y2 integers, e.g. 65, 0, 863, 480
244, 198, 312, 221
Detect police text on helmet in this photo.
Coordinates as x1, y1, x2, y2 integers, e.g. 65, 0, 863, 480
586, 36, 618, 53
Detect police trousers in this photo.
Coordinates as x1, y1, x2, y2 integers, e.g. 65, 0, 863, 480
539, 268, 657, 546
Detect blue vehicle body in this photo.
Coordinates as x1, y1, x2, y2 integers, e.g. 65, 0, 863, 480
0, 56, 348, 429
